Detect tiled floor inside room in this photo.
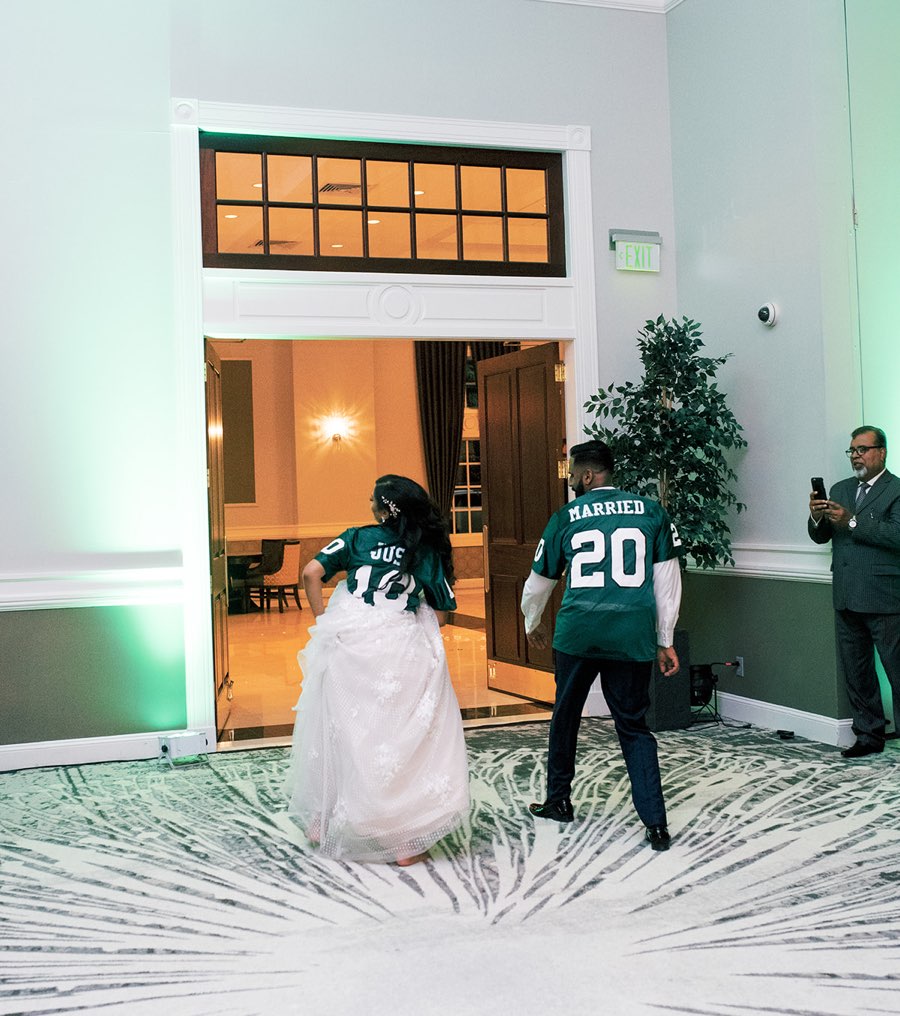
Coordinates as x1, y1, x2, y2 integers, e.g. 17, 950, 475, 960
217, 584, 550, 747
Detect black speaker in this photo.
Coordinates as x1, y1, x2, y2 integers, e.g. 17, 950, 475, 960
646, 629, 691, 731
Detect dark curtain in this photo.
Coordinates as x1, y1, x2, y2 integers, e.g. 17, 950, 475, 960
469, 341, 516, 363
414, 342, 467, 521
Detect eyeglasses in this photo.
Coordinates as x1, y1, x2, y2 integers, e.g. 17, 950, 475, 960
845, 445, 884, 457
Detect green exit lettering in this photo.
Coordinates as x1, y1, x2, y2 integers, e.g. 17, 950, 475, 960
615, 241, 660, 272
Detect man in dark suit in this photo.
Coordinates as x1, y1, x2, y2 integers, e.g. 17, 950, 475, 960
809, 426, 900, 758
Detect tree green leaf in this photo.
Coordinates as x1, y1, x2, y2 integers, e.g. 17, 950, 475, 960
582, 314, 746, 570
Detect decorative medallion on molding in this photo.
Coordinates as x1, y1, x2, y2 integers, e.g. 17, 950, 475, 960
371, 285, 422, 326
566, 125, 591, 151
172, 98, 199, 124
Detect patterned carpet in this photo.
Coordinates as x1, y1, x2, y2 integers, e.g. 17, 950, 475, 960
1, 720, 899, 1016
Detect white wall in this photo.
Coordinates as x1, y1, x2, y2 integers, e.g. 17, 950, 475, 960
0, 1, 677, 574
667, 0, 857, 555
171, 0, 678, 385
0, 0, 678, 579
2, 0, 681, 759
845, 0, 900, 442
0, 2, 180, 575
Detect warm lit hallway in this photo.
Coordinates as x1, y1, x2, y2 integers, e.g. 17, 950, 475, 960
217, 584, 550, 748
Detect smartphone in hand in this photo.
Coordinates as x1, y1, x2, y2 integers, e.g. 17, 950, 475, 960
811, 476, 827, 501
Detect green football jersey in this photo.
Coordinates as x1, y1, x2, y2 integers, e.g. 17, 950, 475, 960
531, 488, 682, 660
316, 525, 456, 613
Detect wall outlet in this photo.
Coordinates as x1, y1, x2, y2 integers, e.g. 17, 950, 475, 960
735, 655, 745, 678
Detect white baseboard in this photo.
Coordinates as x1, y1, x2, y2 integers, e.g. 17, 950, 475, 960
717, 692, 855, 747
0, 726, 217, 773
0, 696, 855, 771
584, 688, 855, 748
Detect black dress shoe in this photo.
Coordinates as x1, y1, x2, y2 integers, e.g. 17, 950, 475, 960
645, 825, 671, 851
841, 741, 884, 759
529, 798, 574, 823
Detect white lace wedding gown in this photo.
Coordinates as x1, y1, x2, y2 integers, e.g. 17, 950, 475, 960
285, 582, 470, 862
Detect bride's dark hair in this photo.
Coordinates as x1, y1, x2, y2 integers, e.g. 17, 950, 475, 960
374, 474, 455, 586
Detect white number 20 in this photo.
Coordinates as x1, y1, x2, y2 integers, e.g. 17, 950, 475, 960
570, 528, 646, 588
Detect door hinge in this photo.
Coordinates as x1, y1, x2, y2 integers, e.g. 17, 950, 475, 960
558, 458, 569, 479
207, 468, 210, 489
554, 362, 567, 383
852, 200, 859, 229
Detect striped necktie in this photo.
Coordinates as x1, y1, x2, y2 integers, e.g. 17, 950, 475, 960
855, 482, 869, 506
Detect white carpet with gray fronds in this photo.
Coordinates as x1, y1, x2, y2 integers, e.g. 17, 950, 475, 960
1, 720, 899, 1016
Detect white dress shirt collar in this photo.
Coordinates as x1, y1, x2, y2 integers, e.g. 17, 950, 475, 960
860, 468, 886, 489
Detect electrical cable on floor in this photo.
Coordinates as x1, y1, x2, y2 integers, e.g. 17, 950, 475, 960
688, 660, 752, 731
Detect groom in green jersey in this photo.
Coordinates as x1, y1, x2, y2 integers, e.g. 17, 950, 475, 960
521, 440, 683, 850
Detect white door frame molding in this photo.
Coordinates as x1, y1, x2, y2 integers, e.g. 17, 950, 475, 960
171, 98, 601, 739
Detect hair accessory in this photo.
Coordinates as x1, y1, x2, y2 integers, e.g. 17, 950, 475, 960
381, 497, 400, 518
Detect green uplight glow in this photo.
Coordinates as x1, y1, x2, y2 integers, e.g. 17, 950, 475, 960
122, 606, 188, 730
846, 0, 900, 725
0, 605, 186, 746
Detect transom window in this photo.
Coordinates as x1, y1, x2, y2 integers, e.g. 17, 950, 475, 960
200, 134, 565, 277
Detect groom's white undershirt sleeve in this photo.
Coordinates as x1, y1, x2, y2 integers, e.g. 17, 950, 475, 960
653, 558, 682, 647
521, 571, 558, 634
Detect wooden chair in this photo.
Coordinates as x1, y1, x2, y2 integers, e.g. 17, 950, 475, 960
259, 540, 303, 612
240, 539, 286, 612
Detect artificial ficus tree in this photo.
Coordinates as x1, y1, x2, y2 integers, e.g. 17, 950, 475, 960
583, 315, 747, 570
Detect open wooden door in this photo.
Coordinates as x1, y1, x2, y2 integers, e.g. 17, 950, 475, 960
477, 343, 567, 703
205, 341, 231, 729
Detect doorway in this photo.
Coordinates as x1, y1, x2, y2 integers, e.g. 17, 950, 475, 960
208, 336, 565, 747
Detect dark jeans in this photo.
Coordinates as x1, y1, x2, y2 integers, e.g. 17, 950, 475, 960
546, 650, 666, 827
835, 609, 900, 747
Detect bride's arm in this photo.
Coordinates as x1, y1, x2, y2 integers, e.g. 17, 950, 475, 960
302, 560, 327, 617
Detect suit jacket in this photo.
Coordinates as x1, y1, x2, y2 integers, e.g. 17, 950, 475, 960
808, 469, 900, 613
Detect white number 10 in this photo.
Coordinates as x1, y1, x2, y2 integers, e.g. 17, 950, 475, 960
570, 528, 646, 588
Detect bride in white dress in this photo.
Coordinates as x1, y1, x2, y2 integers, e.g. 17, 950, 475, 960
285, 475, 470, 865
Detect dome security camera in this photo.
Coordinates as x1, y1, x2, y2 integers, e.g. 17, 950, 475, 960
758, 303, 778, 326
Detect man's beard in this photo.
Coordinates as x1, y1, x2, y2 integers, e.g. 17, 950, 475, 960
572, 479, 586, 497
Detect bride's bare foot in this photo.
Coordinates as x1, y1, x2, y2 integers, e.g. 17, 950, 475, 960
395, 852, 430, 866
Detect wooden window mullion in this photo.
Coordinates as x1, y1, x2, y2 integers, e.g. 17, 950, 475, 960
200, 133, 564, 276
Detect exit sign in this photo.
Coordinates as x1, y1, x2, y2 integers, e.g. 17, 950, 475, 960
615, 241, 660, 272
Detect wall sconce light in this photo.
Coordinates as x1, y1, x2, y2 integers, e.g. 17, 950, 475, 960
321, 414, 351, 447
